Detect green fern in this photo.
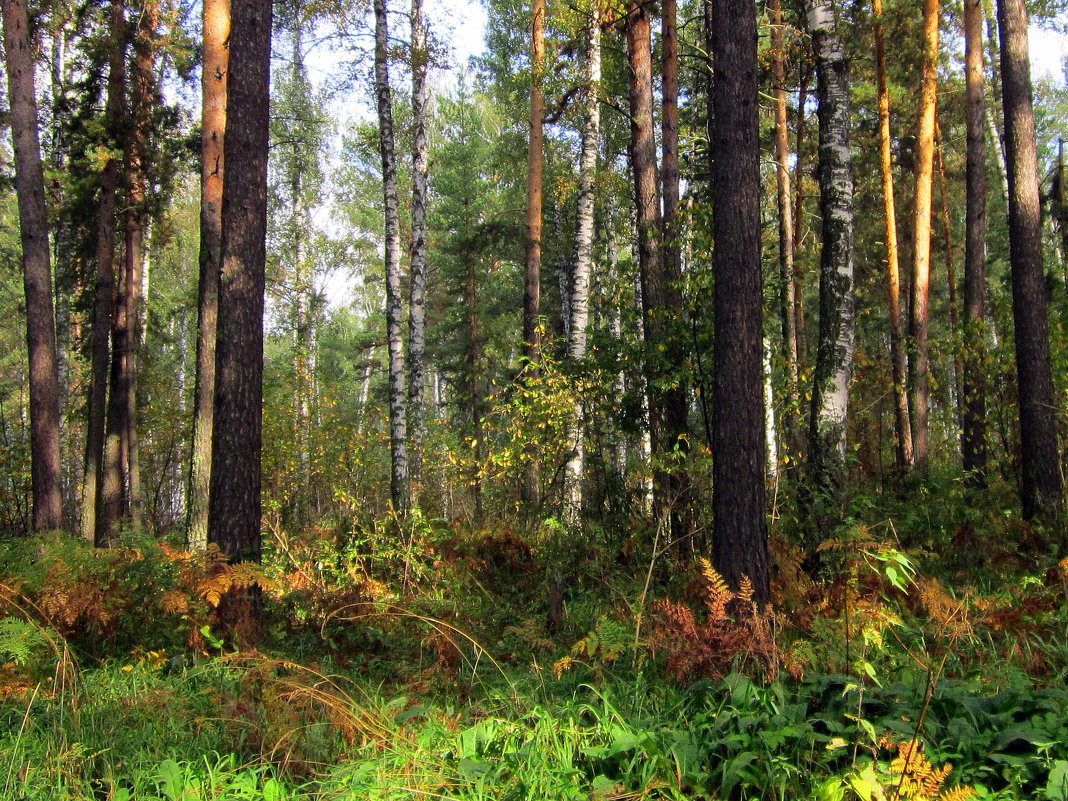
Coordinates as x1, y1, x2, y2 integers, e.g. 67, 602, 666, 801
0, 616, 52, 667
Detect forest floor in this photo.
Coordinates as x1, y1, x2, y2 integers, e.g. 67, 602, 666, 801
2, 475, 1068, 800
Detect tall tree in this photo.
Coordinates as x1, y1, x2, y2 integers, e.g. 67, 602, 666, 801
908, 0, 940, 473
659, 0, 691, 540
208, 0, 273, 563
710, 0, 769, 602
374, 0, 409, 514
2, 0, 64, 532
873, 0, 913, 472
563, 3, 601, 518
770, 0, 800, 447
84, 0, 125, 546
520, 0, 545, 508
409, 0, 430, 507
996, 0, 1063, 524
805, 0, 856, 493
188, 0, 229, 549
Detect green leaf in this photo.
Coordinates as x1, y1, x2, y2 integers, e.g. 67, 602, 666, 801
1045, 760, 1068, 801
849, 765, 885, 801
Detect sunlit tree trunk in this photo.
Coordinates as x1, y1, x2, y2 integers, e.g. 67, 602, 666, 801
710, 0, 770, 603
805, 0, 856, 491
563, 5, 600, 521
208, 0, 272, 565
873, 0, 913, 472
374, 0, 409, 514
908, 0, 939, 473
188, 0, 228, 549
521, 0, 545, 508
962, 0, 988, 482
627, 0, 672, 535
3, 0, 63, 532
996, 0, 1064, 525
87, 0, 125, 547
771, 0, 799, 449
409, 0, 429, 509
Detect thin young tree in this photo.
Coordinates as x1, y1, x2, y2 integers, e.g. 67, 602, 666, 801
710, 0, 769, 602
2, 0, 64, 532
208, 0, 273, 565
805, 0, 856, 493
563, 2, 601, 519
771, 0, 799, 448
84, 0, 125, 546
409, 0, 430, 508
188, 0, 229, 549
873, 0, 913, 471
908, 0, 940, 473
659, 0, 691, 540
520, 0, 545, 508
996, 0, 1063, 524
374, 0, 409, 514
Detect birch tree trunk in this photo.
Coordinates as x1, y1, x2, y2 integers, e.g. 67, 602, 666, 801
873, 0, 913, 473
805, 0, 856, 491
188, 0, 228, 549
908, 0, 940, 473
563, 5, 601, 521
996, 0, 1064, 525
374, 0, 409, 515
2, 0, 64, 532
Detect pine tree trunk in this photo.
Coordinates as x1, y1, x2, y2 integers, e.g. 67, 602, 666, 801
710, 0, 770, 603
908, 0, 939, 473
374, 0, 409, 515
521, 0, 545, 509
208, 0, 272, 565
2, 0, 64, 532
771, 0, 799, 450
874, 0, 913, 473
962, 0, 988, 481
996, 0, 1064, 525
188, 0, 228, 549
563, 6, 601, 521
86, 0, 125, 547
659, 0, 691, 541
409, 0, 429, 509
805, 0, 856, 491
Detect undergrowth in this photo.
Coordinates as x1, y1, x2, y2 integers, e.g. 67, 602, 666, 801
1, 494, 1067, 800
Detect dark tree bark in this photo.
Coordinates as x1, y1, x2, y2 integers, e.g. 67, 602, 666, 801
208, 0, 272, 564
659, 0, 691, 541
85, 0, 124, 547
710, 0, 769, 603
2, 0, 63, 532
409, 0, 429, 508
996, 0, 1064, 524
805, 0, 856, 494
374, 0, 409, 515
188, 0, 228, 549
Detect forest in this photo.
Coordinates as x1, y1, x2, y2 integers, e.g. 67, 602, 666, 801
2, 0, 1068, 795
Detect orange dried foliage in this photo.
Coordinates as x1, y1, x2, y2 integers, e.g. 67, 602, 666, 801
651, 559, 779, 682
